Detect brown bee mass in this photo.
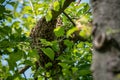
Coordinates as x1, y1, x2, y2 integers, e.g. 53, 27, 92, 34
30, 17, 63, 69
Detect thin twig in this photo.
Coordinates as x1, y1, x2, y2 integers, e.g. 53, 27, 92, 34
23, 73, 27, 80
76, 0, 81, 6
18, 65, 31, 74
63, 11, 76, 26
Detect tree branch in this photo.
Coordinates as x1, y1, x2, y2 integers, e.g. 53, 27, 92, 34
51, 0, 75, 20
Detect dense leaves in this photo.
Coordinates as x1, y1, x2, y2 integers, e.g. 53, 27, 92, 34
0, 0, 93, 80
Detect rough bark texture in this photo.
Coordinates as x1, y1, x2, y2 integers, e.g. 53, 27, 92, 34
91, 0, 120, 80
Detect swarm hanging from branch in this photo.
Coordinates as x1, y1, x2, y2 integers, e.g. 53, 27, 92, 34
30, 17, 57, 68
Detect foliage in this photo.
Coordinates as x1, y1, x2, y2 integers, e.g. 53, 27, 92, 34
0, 0, 93, 80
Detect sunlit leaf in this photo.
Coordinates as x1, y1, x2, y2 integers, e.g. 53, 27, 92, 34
77, 42, 84, 48
45, 10, 52, 21
41, 48, 55, 61
67, 27, 77, 37
54, 26, 65, 37
53, 1, 60, 11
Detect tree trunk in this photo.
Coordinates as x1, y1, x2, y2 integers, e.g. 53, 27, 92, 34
91, 0, 120, 80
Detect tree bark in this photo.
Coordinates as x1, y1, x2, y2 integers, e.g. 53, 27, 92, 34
91, 0, 120, 80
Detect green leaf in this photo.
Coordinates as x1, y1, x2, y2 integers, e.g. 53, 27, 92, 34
53, 1, 60, 11
40, 39, 52, 46
59, 63, 70, 69
0, 39, 12, 48
24, 60, 33, 66
64, 39, 73, 48
45, 62, 52, 68
41, 48, 55, 61
28, 49, 38, 59
8, 52, 20, 70
54, 27, 64, 37
9, 50, 24, 62
45, 10, 52, 21
7, 48, 13, 52
67, 27, 77, 37
72, 67, 78, 73
79, 69, 91, 76
79, 30, 87, 38
59, 0, 65, 7
51, 41, 60, 52
77, 42, 84, 48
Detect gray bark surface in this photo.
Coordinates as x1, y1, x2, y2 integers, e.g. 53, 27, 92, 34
91, 0, 120, 80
